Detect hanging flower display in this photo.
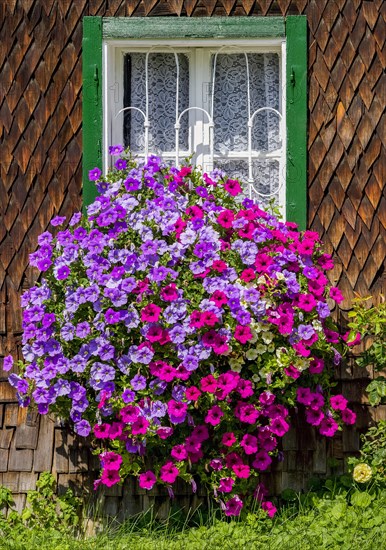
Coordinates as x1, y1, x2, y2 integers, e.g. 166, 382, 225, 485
4, 148, 356, 517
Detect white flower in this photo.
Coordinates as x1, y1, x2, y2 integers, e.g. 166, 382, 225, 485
255, 344, 267, 355
230, 362, 243, 373
267, 343, 275, 353
261, 331, 274, 344
246, 349, 259, 360
252, 374, 260, 382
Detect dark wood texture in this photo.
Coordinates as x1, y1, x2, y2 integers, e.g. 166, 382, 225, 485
0, 0, 385, 506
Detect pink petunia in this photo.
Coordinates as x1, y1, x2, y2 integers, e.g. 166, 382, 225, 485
222, 432, 236, 447
160, 284, 178, 302
262, 501, 277, 518
224, 495, 243, 516
305, 408, 324, 426
234, 325, 253, 344
205, 405, 224, 426
120, 405, 140, 423
171, 444, 188, 461
101, 468, 121, 487
330, 395, 348, 411
141, 303, 162, 322
94, 423, 110, 439
131, 417, 149, 435
139, 470, 157, 490
329, 287, 344, 304
100, 451, 122, 471
218, 477, 234, 493
270, 417, 289, 437
341, 408, 356, 425
191, 425, 209, 442
160, 461, 179, 484
252, 450, 272, 471
224, 179, 242, 196
240, 434, 258, 455
217, 209, 235, 228
296, 387, 312, 405
232, 463, 250, 479
297, 293, 317, 312
309, 358, 324, 374
319, 417, 339, 437
185, 386, 201, 401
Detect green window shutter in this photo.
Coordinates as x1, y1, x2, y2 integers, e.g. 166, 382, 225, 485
285, 16, 307, 230
82, 16, 103, 210
82, 16, 308, 230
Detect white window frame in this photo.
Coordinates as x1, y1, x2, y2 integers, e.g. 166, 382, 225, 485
103, 38, 286, 207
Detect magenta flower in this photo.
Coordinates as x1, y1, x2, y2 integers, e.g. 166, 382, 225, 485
240, 434, 258, 455
120, 405, 140, 423
94, 423, 110, 439
171, 444, 188, 461
309, 358, 324, 374
200, 375, 218, 393
224, 179, 242, 196
160, 283, 179, 302
234, 325, 253, 344
232, 463, 250, 479
270, 417, 289, 437
205, 405, 224, 426
296, 387, 312, 405
319, 417, 339, 437
262, 500, 277, 518
218, 477, 234, 493
341, 408, 356, 425
252, 450, 272, 471
160, 461, 179, 484
330, 395, 348, 411
131, 417, 149, 435
141, 303, 162, 322
185, 386, 201, 401
297, 293, 317, 312
305, 408, 324, 426
330, 286, 344, 304
100, 451, 122, 471
139, 470, 157, 490
217, 209, 235, 228
101, 468, 120, 487
224, 495, 243, 516
222, 432, 236, 447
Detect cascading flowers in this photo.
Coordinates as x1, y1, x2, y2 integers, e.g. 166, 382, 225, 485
4, 147, 357, 517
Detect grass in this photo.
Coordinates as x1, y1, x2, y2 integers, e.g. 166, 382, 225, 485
2, 489, 386, 550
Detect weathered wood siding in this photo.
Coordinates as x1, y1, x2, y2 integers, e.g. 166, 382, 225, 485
0, 0, 385, 509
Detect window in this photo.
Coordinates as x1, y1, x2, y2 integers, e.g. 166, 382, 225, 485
83, 17, 307, 228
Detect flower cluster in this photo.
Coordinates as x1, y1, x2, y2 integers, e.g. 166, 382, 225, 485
4, 149, 355, 517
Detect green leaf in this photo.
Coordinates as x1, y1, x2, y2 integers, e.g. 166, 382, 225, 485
351, 491, 373, 508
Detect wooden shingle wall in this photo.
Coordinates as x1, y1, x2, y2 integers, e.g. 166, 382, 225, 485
0, 0, 385, 507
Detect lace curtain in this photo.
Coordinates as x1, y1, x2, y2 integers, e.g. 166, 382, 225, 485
123, 52, 281, 203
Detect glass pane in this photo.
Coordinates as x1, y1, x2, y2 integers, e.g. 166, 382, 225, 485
215, 159, 281, 210
123, 53, 190, 153
212, 53, 280, 153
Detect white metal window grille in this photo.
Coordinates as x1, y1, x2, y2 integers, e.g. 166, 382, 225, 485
104, 40, 285, 207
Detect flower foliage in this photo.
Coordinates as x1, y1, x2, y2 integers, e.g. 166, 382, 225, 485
5, 150, 356, 517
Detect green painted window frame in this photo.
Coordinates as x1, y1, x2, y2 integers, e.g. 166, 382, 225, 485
82, 16, 307, 228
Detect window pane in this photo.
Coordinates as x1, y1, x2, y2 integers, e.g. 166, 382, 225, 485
123, 53, 190, 153
215, 159, 281, 208
212, 53, 280, 153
